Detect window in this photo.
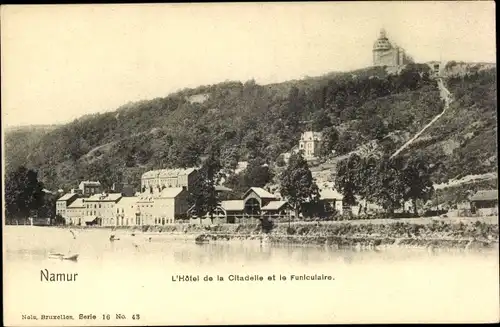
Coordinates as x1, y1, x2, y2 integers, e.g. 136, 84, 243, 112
99, 204, 101, 208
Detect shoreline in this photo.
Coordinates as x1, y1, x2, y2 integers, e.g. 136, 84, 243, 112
37, 218, 500, 250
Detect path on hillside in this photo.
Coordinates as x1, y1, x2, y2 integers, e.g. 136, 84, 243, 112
433, 172, 498, 190
390, 76, 453, 159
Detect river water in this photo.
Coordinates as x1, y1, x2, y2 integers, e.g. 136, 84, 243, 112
3, 226, 499, 325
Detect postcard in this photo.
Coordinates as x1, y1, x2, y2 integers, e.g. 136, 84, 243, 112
2, 2, 498, 325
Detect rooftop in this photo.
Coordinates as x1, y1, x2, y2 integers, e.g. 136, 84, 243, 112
261, 201, 288, 211
215, 185, 233, 192
79, 180, 101, 187
67, 198, 84, 208
116, 196, 139, 206
300, 131, 323, 141
86, 193, 122, 202
57, 193, 79, 202
319, 188, 344, 200
142, 167, 198, 179
159, 187, 185, 198
373, 28, 392, 51
470, 190, 498, 202
244, 187, 278, 200
220, 200, 245, 211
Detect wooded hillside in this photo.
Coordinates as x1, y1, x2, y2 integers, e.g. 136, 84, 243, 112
4, 63, 496, 192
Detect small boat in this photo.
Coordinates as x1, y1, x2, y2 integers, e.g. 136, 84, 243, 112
195, 234, 210, 244
48, 253, 79, 261
64, 254, 79, 261
109, 234, 120, 241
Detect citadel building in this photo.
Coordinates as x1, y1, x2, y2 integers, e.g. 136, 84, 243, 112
372, 29, 413, 67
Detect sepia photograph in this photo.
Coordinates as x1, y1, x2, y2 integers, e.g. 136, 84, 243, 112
2, 2, 498, 325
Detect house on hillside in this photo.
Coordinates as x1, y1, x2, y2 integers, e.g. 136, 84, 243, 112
78, 180, 102, 196
470, 190, 498, 216
299, 131, 323, 160
281, 131, 323, 164
112, 183, 136, 196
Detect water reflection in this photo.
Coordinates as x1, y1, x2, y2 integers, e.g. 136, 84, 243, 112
4, 227, 499, 325
4, 226, 499, 267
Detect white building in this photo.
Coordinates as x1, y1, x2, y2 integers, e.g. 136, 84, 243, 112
56, 193, 79, 221
319, 188, 344, 215
66, 198, 85, 226
136, 194, 155, 226
141, 168, 198, 193
78, 180, 102, 196
152, 187, 190, 225
83, 193, 122, 226
115, 197, 140, 227
299, 131, 323, 160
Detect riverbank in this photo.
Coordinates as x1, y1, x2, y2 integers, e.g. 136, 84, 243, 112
53, 216, 499, 250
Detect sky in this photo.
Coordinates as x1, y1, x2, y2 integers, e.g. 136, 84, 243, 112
1, 2, 496, 127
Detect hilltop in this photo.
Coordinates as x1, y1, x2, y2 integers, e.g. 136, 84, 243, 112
4, 62, 497, 193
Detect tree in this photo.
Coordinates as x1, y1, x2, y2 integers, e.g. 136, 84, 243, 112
283, 86, 304, 137
279, 152, 320, 224
38, 192, 57, 219
402, 155, 434, 215
312, 109, 331, 131
5, 166, 45, 219
334, 154, 361, 208
335, 130, 359, 155
356, 156, 379, 214
360, 115, 388, 140
188, 149, 223, 224
225, 157, 274, 199
244, 158, 273, 189
371, 156, 406, 215
320, 126, 339, 157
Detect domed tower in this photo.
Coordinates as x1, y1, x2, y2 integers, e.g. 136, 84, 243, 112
372, 28, 393, 66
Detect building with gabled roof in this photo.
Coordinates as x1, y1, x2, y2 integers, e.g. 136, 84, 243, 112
115, 196, 140, 226
218, 200, 246, 223
299, 131, 323, 160
242, 187, 280, 218
261, 201, 292, 220
319, 188, 344, 215
470, 189, 498, 216
141, 167, 198, 193
56, 192, 80, 221
78, 180, 102, 196
83, 192, 123, 226
66, 198, 85, 226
